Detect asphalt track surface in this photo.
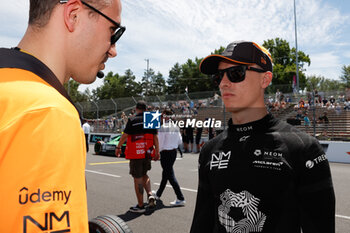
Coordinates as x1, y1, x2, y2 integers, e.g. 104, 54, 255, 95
85, 145, 350, 233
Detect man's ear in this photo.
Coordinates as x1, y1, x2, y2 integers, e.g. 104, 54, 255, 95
261, 71, 273, 89
63, 0, 82, 32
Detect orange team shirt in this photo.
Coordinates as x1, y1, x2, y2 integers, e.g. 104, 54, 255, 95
0, 68, 89, 232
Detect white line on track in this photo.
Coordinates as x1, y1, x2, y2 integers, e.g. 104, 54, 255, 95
85, 170, 350, 221
153, 183, 197, 193
85, 169, 121, 178
336, 214, 350, 220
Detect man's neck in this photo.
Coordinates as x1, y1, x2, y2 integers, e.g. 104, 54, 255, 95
230, 108, 268, 125
17, 26, 67, 85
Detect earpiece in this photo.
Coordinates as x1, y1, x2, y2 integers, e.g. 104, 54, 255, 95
97, 71, 104, 78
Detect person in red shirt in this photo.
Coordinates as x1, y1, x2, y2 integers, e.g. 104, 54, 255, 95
116, 101, 160, 213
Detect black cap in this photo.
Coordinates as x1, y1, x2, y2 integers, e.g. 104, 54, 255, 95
200, 40, 273, 74
136, 100, 147, 111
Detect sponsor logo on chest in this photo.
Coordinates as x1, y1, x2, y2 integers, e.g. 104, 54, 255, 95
252, 149, 284, 171
210, 151, 231, 170
254, 149, 283, 158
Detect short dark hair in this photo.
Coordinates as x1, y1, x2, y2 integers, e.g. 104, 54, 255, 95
136, 100, 147, 111
29, 0, 112, 28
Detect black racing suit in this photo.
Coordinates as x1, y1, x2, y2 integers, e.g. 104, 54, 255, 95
190, 114, 335, 233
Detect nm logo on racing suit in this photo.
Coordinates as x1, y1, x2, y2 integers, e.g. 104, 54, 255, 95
210, 151, 231, 170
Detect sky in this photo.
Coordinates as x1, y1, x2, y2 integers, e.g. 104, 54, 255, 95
1, 0, 350, 92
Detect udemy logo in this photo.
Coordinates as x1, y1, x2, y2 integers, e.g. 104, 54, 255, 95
144, 111, 161, 129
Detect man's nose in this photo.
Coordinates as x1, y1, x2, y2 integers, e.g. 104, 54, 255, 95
219, 73, 232, 89
108, 44, 117, 58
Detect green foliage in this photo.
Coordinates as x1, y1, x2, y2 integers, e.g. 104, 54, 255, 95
263, 38, 310, 93
63, 79, 89, 102
167, 63, 183, 94
166, 57, 217, 94
306, 75, 345, 91
212, 46, 225, 55
92, 70, 142, 100
340, 65, 350, 87
142, 68, 166, 96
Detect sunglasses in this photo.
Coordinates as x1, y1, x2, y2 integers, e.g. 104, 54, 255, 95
212, 65, 266, 86
60, 0, 126, 45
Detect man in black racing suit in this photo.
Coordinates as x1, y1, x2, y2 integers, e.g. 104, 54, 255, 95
190, 41, 335, 233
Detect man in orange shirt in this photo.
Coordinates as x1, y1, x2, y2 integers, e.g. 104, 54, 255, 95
0, 0, 125, 232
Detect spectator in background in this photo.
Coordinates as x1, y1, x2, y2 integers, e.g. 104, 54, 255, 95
195, 127, 203, 153
307, 92, 312, 104
318, 111, 330, 136
108, 118, 114, 130
275, 89, 281, 103
299, 98, 305, 108
329, 96, 336, 105
190, 100, 194, 109
322, 97, 328, 107
280, 99, 287, 109
112, 117, 117, 131
344, 99, 350, 111
152, 109, 185, 206
104, 119, 109, 130
185, 123, 194, 153
314, 89, 320, 104
213, 92, 220, 106
181, 126, 189, 153
83, 120, 91, 152
280, 92, 285, 102
295, 110, 303, 121
121, 112, 128, 131
268, 96, 274, 104
335, 103, 342, 116
286, 95, 291, 103
304, 112, 311, 129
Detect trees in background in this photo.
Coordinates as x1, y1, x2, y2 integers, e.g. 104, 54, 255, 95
263, 38, 310, 93
340, 65, 350, 88
167, 58, 214, 94
305, 75, 344, 92
142, 68, 166, 96
64, 38, 348, 102
92, 70, 142, 100
64, 79, 90, 103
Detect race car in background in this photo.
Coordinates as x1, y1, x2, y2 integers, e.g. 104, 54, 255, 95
94, 134, 126, 157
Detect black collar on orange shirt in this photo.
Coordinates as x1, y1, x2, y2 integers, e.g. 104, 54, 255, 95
0, 47, 82, 123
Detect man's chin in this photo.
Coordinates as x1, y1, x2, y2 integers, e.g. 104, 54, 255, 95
71, 75, 97, 85
226, 107, 245, 113
83, 76, 97, 84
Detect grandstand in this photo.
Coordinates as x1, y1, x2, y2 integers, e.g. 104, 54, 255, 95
79, 90, 350, 142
